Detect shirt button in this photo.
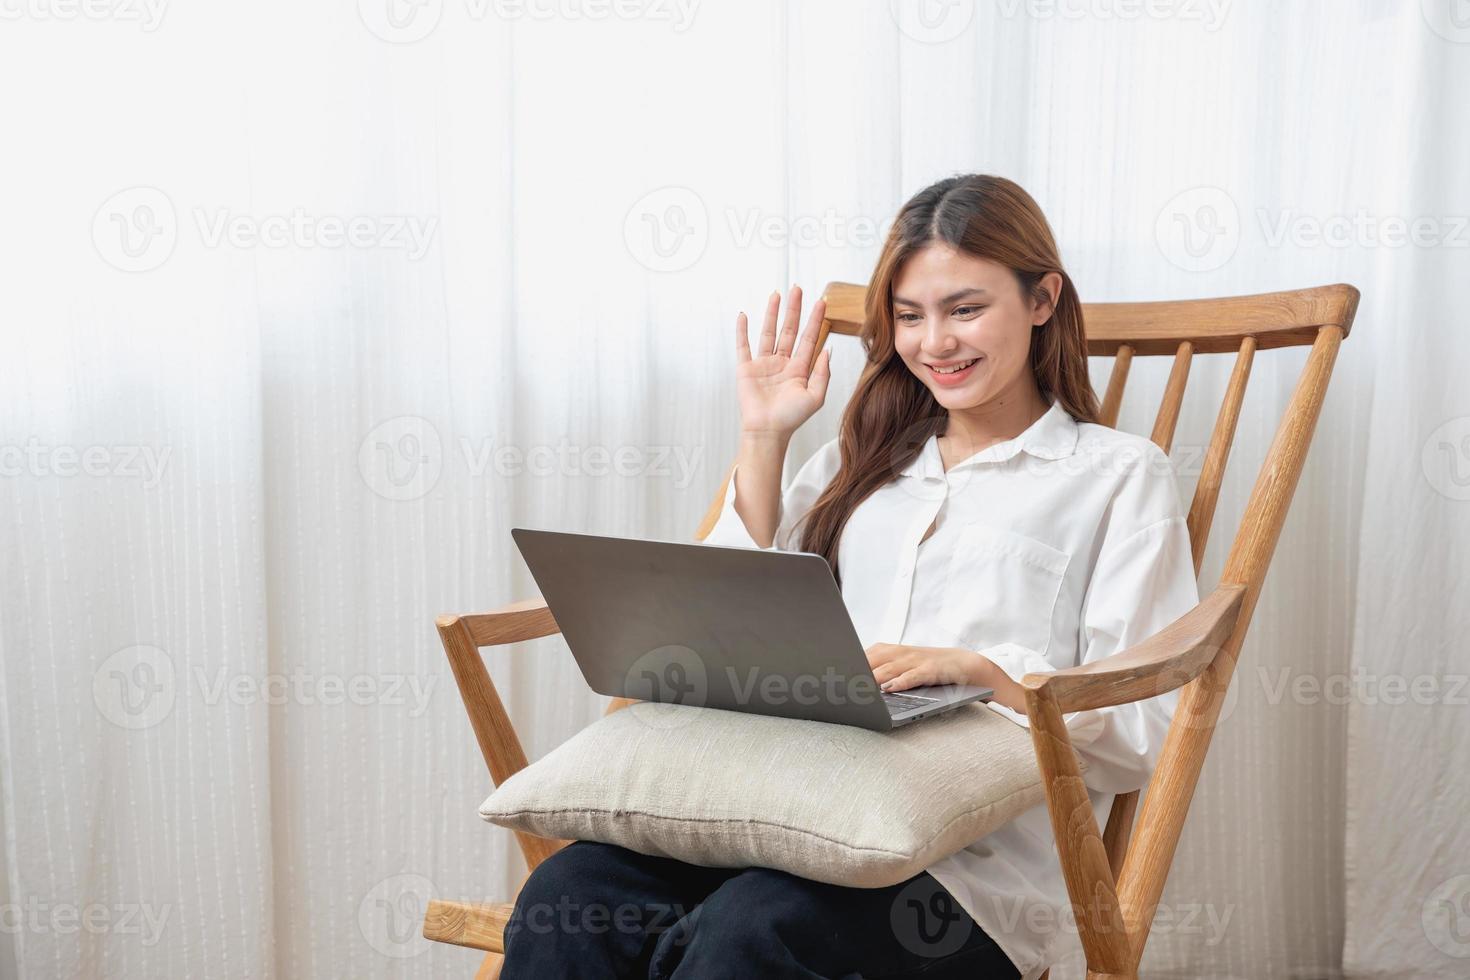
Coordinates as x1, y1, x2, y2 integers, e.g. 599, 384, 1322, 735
899, 567, 912, 579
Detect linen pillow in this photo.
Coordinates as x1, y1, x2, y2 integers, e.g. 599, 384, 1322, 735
480, 701, 1066, 888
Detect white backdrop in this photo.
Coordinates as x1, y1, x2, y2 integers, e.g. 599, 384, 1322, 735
1, 1, 1466, 977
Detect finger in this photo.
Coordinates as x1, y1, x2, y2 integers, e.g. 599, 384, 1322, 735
735, 312, 751, 364
872, 659, 911, 685
808, 348, 833, 402
871, 651, 917, 678
758, 291, 780, 356
790, 297, 827, 377
865, 643, 895, 667
775, 284, 802, 358
882, 668, 927, 693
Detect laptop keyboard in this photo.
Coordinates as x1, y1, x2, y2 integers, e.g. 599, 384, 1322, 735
881, 691, 939, 715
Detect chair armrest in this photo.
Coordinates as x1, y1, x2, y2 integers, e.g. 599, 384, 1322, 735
1021, 585, 1245, 713
423, 899, 515, 953
439, 597, 559, 648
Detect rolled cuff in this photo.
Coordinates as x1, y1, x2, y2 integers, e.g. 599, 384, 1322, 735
975, 642, 1107, 746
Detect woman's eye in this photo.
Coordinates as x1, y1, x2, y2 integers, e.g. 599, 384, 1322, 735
953, 305, 985, 318
896, 311, 922, 324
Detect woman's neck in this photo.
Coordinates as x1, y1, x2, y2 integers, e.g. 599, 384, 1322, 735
938, 380, 1051, 470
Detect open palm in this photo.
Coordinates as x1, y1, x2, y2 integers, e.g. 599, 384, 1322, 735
735, 286, 833, 437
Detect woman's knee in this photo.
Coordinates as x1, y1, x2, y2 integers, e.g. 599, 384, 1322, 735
510, 841, 719, 950
696, 867, 825, 936
510, 842, 629, 938
504, 842, 670, 978
649, 867, 830, 976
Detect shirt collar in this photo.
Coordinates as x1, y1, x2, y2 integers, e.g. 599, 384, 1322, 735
899, 399, 1079, 479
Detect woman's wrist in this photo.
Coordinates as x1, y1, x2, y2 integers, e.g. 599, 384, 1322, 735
970, 651, 1028, 715
729, 430, 792, 548
739, 428, 793, 449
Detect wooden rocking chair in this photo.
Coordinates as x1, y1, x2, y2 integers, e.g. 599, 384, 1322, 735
422, 280, 1360, 979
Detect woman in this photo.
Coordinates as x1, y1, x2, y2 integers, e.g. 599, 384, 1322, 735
500, 174, 1200, 979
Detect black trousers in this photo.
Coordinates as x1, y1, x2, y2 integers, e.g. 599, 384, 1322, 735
500, 840, 1021, 979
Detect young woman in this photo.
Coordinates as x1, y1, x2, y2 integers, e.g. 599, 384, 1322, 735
499, 174, 1200, 979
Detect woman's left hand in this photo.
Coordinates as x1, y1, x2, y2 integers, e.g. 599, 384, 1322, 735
865, 643, 987, 692
864, 643, 1027, 714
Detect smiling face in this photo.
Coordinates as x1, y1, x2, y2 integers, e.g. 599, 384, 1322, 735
891, 243, 1056, 413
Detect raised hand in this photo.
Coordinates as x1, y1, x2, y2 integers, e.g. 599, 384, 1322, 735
734, 285, 833, 438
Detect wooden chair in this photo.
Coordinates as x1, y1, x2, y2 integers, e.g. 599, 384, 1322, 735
422, 281, 1360, 980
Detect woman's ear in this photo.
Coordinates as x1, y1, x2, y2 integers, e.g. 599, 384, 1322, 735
1032, 271, 1063, 326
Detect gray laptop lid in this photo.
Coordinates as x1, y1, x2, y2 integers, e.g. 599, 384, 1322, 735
510, 527, 894, 729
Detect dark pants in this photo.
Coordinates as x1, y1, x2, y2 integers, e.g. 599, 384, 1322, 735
500, 840, 1020, 979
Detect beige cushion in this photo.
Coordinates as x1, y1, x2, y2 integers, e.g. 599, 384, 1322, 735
479, 701, 1055, 888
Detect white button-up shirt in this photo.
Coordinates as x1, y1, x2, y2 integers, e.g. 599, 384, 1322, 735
700, 399, 1200, 977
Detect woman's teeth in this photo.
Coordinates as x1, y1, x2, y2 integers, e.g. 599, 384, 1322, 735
931, 358, 977, 374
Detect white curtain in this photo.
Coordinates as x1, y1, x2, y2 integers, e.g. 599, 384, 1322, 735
1, 1, 1464, 977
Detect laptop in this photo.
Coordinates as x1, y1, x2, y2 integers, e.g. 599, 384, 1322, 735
510, 527, 992, 731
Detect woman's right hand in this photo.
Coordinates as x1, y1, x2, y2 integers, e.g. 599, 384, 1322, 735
735, 285, 833, 438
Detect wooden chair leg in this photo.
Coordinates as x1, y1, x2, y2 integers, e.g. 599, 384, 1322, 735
1022, 682, 1134, 976
474, 952, 503, 979
1103, 790, 1139, 877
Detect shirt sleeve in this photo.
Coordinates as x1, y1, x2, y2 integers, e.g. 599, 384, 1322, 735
980, 443, 1201, 795
700, 437, 843, 552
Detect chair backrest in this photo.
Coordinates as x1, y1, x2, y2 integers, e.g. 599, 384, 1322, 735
694, 280, 1359, 954
700, 282, 1357, 577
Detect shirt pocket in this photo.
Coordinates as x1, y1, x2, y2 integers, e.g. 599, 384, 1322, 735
935, 522, 1070, 658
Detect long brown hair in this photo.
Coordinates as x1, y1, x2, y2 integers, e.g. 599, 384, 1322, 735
798, 174, 1098, 585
